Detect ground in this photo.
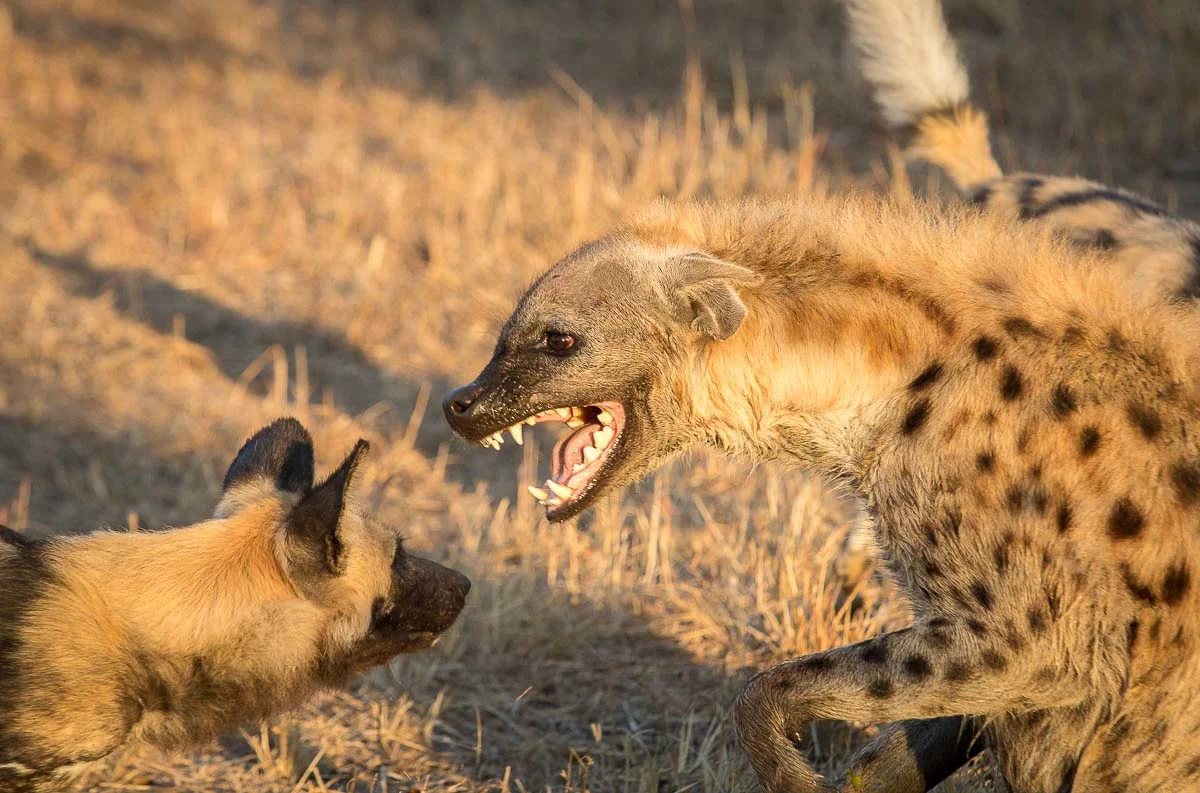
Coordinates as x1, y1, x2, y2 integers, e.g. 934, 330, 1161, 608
0, 0, 1197, 791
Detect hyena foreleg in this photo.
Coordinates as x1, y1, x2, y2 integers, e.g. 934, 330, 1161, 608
835, 716, 985, 793
732, 620, 1083, 793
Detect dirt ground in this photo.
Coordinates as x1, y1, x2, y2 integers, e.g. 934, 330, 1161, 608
0, 0, 1197, 790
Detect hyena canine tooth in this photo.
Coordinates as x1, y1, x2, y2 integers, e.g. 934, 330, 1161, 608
0, 417, 470, 792
445, 193, 1200, 793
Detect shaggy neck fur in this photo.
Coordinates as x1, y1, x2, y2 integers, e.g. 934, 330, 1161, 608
630, 195, 1199, 486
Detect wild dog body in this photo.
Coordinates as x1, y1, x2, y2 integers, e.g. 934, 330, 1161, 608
844, 0, 1200, 305
0, 419, 470, 792
445, 194, 1200, 792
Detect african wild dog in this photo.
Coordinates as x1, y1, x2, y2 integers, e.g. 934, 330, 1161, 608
444, 193, 1200, 792
843, 0, 1200, 299
0, 418, 470, 792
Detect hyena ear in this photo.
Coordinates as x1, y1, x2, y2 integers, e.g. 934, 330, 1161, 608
285, 439, 369, 578
662, 253, 761, 341
222, 417, 315, 495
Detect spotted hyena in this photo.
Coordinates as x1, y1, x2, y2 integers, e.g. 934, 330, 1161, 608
444, 192, 1200, 792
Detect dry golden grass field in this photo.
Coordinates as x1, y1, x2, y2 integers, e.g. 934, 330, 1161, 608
1, 0, 1198, 790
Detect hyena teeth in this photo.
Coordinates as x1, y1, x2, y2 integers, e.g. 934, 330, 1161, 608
546, 479, 573, 499
527, 485, 550, 500
572, 462, 585, 473
566, 418, 586, 429
525, 416, 537, 426
555, 407, 572, 419
597, 410, 614, 425
509, 423, 524, 445
593, 426, 614, 449
583, 445, 601, 464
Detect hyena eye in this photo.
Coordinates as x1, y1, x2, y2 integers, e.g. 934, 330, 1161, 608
545, 331, 576, 355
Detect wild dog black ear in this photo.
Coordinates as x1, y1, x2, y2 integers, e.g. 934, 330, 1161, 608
285, 439, 369, 578
222, 417, 315, 495
664, 253, 761, 341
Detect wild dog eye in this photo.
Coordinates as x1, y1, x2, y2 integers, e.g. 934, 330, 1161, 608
545, 331, 576, 355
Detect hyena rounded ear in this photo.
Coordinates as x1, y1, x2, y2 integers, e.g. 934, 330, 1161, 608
664, 252, 762, 341
285, 439, 369, 579
222, 417, 315, 495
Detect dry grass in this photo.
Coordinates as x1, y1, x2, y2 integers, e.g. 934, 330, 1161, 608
0, 0, 1197, 790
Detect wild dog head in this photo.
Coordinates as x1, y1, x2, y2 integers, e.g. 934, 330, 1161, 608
443, 225, 762, 521
217, 418, 472, 671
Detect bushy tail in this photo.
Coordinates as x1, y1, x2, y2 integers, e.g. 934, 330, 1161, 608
843, 0, 1003, 192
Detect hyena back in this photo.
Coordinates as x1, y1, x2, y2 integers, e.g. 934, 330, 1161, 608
445, 194, 1200, 792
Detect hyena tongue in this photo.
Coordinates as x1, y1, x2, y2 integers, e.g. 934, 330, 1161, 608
552, 424, 601, 482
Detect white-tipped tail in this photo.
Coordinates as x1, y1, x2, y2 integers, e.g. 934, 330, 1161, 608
843, 0, 970, 127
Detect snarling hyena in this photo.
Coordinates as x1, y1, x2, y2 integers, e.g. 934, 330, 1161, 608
0, 418, 470, 792
445, 193, 1200, 792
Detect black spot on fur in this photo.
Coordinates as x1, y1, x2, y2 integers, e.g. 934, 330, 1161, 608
1016, 177, 1045, 220
867, 678, 894, 699
1162, 562, 1191, 606
1027, 187, 1167, 220
1050, 384, 1077, 418
1056, 503, 1073, 534
1127, 619, 1141, 652
993, 544, 1009, 573
860, 642, 888, 665
1005, 485, 1024, 513
1126, 402, 1163, 441
1086, 229, 1119, 251
1079, 426, 1101, 458
975, 450, 995, 473
928, 617, 951, 629
925, 560, 943, 578
1171, 461, 1200, 506
1176, 236, 1200, 302
927, 627, 953, 649
902, 398, 932, 435
1027, 606, 1047, 634
1107, 498, 1145, 540
999, 366, 1023, 401
1185, 755, 1200, 777
944, 662, 971, 682
1062, 325, 1086, 345
800, 654, 835, 672
910, 362, 944, 391
971, 582, 994, 611
1121, 564, 1158, 605
923, 524, 939, 548
968, 185, 993, 208
967, 618, 987, 638
1003, 317, 1042, 339
972, 335, 999, 361
901, 655, 933, 681
981, 650, 1008, 672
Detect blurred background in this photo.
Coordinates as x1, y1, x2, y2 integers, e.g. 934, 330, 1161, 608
0, 0, 1197, 790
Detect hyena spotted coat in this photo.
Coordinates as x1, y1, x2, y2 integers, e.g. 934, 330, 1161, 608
445, 194, 1200, 793
0, 418, 470, 792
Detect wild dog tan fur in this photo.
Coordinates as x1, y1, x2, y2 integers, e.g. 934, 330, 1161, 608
445, 192, 1200, 792
0, 418, 470, 792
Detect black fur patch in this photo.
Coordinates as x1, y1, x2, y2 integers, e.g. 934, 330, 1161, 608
1050, 384, 1077, 418
1027, 188, 1167, 220
971, 582, 994, 611
1056, 503, 1074, 534
1162, 562, 1192, 606
1126, 403, 1163, 441
1107, 498, 1145, 540
1016, 177, 1045, 220
981, 650, 1008, 672
902, 398, 932, 435
975, 450, 995, 473
901, 655, 933, 681
860, 642, 888, 665
1003, 317, 1043, 338
1079, 426, 1102, 458
999, 366, 1023, 401
972, 335, 999, 360
1085, 229, 1119, 251
966, 618, 987, 637
867, 678, 895, 699
1121, 564, 1158, 605
1127, 619, 1141, 652
993, 544, 1009, 573
1176, 236, 1200, 302
799, 654, 835, 672
944, 662, 971, 682
1027, 606, 1047, 634
910, 362, 944, 391
968, 185, 994, 208
1171, 461, 1200, 506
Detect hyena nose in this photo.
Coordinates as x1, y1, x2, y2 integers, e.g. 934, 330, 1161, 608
443, 381, 485, 421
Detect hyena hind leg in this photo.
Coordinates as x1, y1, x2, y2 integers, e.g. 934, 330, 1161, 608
836, 716, 987, 793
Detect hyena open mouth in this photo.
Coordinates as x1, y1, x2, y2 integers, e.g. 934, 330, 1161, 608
478, 401, 624, 515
